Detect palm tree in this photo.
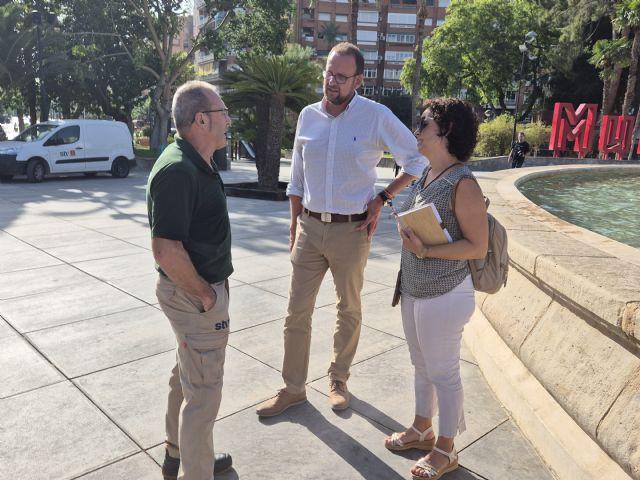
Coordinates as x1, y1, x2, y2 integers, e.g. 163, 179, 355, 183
410, 0, 434, 130
218, 50, 320, 190
320, 21, 341, 49
350, 0, 359, 44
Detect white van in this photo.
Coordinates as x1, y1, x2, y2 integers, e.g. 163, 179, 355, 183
0, 119, 135, 182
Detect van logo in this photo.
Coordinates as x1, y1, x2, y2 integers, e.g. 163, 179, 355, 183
59, 150, 75, 157
215, 319, 229, 331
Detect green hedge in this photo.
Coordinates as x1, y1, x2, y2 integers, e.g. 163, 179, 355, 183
475, 115, 551, 157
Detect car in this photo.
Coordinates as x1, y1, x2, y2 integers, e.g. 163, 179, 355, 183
0, 119, 135, 182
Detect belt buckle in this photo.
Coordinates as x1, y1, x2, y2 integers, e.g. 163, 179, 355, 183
320, 212, 332, 223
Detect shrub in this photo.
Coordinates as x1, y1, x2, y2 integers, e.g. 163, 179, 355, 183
523, 121, 551, 156
167, 133, 175, 144
475, 115, 514, 156
142, 126, 152, 137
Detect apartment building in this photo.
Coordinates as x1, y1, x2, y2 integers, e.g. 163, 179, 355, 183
171, 15, 193, 55
192, 0, 229, 82
295, 0, 449, 97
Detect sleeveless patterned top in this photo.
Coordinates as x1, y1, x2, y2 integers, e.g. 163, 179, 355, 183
399, 164, 475, 298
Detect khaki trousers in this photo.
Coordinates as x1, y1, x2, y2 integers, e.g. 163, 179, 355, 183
156, 274, 229, 480
282, 213, 371, 394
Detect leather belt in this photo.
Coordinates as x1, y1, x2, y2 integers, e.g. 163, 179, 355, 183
303, 208, 367, 223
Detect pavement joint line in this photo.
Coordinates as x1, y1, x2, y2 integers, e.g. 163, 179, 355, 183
69, 347, 176, 380
1, 378, 67, 401
1, 310, 150, 452
19, 304, 155, 335
68, 450, 146, 480
458, 464, 492, 480
225, 343, 283, 375
227, 315, 286, 335
456, 417, 510, 455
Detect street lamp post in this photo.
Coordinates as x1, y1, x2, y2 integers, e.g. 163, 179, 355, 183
511, 31, 538, 145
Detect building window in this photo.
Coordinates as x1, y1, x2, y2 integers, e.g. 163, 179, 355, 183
388, 12, 416, 25
436, 18, 444, 26
357, 30, 377, 45
336, 33, 347, 41
358, 11, 378, 25
335, 14, 348, 23
302, 27, 315, 42
386, 51, 413, 62
362, 86, 374, 96
388, 32, 416, 44
318, 13, 330, 21
362, 50, 378, 61
335, 0, 348, 3
384, 69, 402, 80
440, 0, 450, 7
364, 68, 377, 78
424, 17, 433, 26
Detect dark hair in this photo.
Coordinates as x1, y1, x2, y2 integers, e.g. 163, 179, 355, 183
421, 98, 479, 162
329, 42, 364, 75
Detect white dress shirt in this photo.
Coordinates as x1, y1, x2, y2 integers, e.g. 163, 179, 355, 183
286, 93, 428, 214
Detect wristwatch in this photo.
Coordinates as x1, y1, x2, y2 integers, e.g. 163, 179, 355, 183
377, 190, 391, 205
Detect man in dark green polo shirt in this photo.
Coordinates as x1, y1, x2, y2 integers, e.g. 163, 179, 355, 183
147, 80, 233, 480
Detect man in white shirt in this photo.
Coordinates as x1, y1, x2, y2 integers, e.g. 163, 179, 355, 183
256, 42, 427, 416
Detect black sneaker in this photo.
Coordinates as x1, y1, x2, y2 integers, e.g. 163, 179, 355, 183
162, 450, 233, 479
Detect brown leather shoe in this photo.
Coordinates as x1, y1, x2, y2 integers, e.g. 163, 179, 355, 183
329, 380, 350, 410
256, 389, 307, 417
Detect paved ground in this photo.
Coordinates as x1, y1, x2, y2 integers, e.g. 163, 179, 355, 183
0, 160, 554, 479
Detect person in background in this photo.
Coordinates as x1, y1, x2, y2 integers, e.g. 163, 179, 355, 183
509, 131, 530, 168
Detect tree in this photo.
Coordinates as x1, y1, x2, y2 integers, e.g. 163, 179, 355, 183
118, 0, 236, 150
59, 0, 156, 129
350, 0, 359, 44
409, 0, 433, 130
320, 20, 342, 49
0, 3, 32, 129
218, 0, 291, 56
217, 49, 320, 190
402, 0, 545, 111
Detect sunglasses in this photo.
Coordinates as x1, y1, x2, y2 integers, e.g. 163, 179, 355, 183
416, 116, 432, 133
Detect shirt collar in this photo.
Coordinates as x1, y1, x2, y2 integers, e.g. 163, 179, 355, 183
175, 136, 218, 175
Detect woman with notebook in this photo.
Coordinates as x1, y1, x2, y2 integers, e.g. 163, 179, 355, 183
383, 98, 488, 480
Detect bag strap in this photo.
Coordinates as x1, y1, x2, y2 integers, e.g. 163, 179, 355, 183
450, 174, 489, 214
422, 162, 462, 190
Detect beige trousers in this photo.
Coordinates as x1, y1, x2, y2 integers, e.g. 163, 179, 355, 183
282, 213, 371, 394
157, 274, 229, 480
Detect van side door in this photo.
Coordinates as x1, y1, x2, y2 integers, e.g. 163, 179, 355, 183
44, 126, 86, 173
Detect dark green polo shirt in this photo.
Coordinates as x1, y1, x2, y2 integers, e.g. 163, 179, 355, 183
146, 137, 233, 283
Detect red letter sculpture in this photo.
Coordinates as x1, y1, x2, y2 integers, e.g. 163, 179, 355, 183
549, 103, 598, 158
599, 115, 636, 160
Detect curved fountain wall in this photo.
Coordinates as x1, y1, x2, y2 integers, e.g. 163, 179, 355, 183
472, 165, 640, 479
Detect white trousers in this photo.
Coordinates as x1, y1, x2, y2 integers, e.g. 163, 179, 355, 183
401, 276, 475, 438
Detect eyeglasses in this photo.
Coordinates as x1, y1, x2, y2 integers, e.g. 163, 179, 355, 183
192, 108, 228, 123
322, 70, 358, 84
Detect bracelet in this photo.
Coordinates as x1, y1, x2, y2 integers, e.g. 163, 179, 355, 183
416, 246, 429, 259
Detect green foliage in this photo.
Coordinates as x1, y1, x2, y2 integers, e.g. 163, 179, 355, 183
214, 0, 292, 56
319, 21, 342, 49
588, 37, 631, 80
475, 115, 514, 157
218, 49, 321, 115
403, 0, 547, 108
522, 121, 551, 155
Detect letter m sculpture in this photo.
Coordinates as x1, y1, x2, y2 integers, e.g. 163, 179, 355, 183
549, 103, 598, 158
